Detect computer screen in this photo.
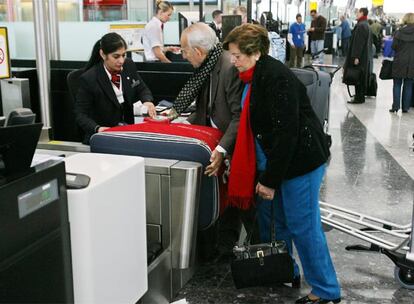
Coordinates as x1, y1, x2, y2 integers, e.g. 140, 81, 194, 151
0, 123, 43, 177
178, 11, 202, 38
221, 15, 242, 41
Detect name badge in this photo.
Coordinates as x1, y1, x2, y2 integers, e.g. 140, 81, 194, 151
131, 79, 141, 88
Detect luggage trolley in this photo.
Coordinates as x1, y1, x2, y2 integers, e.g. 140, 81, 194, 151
320, 201, 414, 290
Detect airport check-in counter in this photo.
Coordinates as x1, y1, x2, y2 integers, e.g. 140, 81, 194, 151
141, 158, 202, 304
35, 149, 203, 303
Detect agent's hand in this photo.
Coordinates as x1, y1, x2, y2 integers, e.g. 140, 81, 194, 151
205, 149, 224, 176
143, 102, 156, 118
256, 182, 275, 201
98, 126, 110, 132
354, 58, 359, 65
166, 46, 181, 53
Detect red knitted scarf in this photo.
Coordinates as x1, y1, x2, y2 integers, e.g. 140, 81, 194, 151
227, 65, 257, 210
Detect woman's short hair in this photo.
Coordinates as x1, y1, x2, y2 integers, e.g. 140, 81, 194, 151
402, 13, 414, 25
223, 23, 269, 56
156, 0, 173, 14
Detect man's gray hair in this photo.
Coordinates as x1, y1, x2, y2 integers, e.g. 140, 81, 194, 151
183, 22, 218, 52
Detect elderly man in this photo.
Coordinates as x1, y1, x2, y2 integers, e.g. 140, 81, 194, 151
169, 23, 255, 259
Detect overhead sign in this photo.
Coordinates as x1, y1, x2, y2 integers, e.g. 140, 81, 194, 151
310, 1, 318, 11
109, 24, 145, 51
0, 27, 10, 79
372, 0, 385, 6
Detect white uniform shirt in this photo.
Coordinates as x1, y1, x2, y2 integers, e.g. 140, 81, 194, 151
143, 17, 164, 61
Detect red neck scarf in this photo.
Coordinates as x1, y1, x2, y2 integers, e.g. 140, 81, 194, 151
110, 71, 121, 89
227, 65, 257, 210
358, 15, 368, 22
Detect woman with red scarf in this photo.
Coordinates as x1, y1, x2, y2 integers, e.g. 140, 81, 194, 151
223, 24, 341, 304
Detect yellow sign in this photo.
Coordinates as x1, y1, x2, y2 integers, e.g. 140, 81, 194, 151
109, 24, 146, 51
372, 0, 384, 6
310, 1, 318, 11
0, 27, 11, 79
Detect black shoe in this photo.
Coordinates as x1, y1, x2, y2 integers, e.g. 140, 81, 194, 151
292, 275, 301, 289
295, 295, 341, 304
389, 109, 398, 113
347, 99, 364, 104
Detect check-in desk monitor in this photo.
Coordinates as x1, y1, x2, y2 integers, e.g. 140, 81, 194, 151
0, 160, 73, 303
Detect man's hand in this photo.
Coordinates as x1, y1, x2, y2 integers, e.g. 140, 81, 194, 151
205, 149, 224, 176
308, 27, 315, 32
143, 102, 156, 118
354, 58, 360, 65
255, 182, 275, 201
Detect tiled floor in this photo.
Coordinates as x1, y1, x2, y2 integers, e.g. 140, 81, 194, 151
174, 57, 414, 303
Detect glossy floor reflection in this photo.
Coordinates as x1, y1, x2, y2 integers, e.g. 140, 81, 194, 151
174, 57, 414, 304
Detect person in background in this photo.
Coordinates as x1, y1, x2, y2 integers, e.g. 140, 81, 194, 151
233, 6, 248, 24
288, 13, 306, 68
345, 7, 372, 104
224, 23, 341, 304
75, 33, 156, 144
369, 19, 383, 58
389, 13, 414, 113
167, 23, 255, 260
339, 15, 351, 57
142, 0, 179, 63
209, 9, 223, 39
308, 10, 327, 63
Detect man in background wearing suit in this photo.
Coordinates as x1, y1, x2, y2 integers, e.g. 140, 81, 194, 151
209, 10, 223, 39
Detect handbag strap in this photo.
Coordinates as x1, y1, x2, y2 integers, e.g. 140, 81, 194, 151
347, 85, 354, 98
244, 197, 277, 246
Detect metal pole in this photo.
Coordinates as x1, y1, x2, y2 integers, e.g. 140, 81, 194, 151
147, 0, 153, 21
33, 0, 52, 129
199, 0, 204, 21
247, 0, 252, 23
48, 0, 60, 60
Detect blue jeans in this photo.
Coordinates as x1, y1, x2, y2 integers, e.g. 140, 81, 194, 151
256, 164, 341, 300
311, 40, 325, 63
392, 78, 414, 111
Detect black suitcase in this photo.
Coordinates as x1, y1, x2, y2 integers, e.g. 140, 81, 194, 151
366, 73, 378, 97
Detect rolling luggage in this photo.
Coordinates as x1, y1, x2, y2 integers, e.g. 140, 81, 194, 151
89, 122, 223, 230
291, 67, 332, 132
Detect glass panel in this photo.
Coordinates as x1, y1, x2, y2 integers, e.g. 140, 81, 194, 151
58, 0, 81, 22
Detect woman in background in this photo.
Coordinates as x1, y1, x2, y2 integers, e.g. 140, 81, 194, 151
223, 24, 341, 304
389, 13, 414, 113
75, 32, 156, 144
142, 0, 179, 63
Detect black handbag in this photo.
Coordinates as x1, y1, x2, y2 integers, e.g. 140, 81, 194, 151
342, 66, 361, 86
365, 73, 378, 97
230, 201, 294, 289
379, 59, 393, 80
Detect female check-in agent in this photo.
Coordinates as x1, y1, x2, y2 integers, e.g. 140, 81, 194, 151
75, 33, 156, 144
223, 24, 341, 304
142, 0, 179, 63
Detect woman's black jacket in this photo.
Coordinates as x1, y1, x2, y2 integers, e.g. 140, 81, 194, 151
250, 55, 330, 189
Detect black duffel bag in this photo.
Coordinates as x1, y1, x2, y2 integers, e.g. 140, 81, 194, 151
342, 66, 361, 86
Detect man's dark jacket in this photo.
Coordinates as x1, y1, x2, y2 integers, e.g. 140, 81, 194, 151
310, 15, 327, 40
344, 19, 372, 88
250, 55, 330, 189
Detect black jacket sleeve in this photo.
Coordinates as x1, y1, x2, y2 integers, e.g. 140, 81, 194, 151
75, 75, 99, 138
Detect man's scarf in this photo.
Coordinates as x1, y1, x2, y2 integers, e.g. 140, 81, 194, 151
172, 43, 223, 114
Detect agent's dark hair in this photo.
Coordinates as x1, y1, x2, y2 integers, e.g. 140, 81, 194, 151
212, 10, 223, 19
223, 23, 269, 56
296, 13, 302, 19
359, 7, 368, 16
310, 9, 317, 14
84, 32, 127, 70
